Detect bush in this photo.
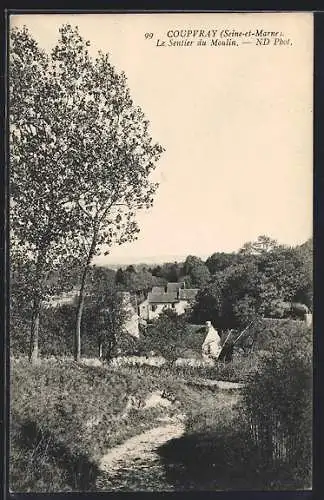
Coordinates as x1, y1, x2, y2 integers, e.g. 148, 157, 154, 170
11, 301, 137, 359
243, 322, 312, 487
137, 312, 206, 362
157, 320, 312, 491
11, 305, 77, 357
115, 333, 139, 357
158, 398, 263, 490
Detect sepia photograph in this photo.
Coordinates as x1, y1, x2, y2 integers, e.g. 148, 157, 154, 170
9, 12, 313, 492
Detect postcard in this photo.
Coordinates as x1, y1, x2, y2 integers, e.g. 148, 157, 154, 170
9, 12, 313, 492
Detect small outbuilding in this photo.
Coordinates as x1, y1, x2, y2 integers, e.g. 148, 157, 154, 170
201, 321, 222, 361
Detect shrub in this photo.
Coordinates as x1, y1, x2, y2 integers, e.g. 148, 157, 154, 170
157, 320, 312, 491
158, 397, 262, 491
11, 300, 137, 359
243, 322, 312, 487
115, 332, 139, 357
137, 310, 188, 363
10, 312, 31, 356
137, 312, 206, 362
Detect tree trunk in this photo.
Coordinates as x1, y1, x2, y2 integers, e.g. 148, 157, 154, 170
74, 234, 97, 362
75, 283, 85, 362
28, 248, 46, 364
29, 295, 41, 364
105, 335, 117, 363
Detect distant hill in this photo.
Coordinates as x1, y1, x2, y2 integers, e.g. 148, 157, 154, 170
93, 238, 312, 270
96, 254, 208, 269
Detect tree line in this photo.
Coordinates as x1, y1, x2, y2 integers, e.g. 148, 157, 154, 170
11, 233, 312, 361
115, 236, 312, 331
192, 236, 312, 331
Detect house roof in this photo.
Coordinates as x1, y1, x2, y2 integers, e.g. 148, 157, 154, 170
167, 282, 185, 293
148, 292, 179, 304
179, 289, 199, 300
151, 286, 166, 294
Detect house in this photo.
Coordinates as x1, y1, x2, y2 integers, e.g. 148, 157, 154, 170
151, 286, 165, 294
138, 282, 199, 322
202, 321, 222, 362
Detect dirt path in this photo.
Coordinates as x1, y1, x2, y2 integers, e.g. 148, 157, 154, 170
96, 418, 185, 491
95, 383, 242, 491
186, 379, 245, 390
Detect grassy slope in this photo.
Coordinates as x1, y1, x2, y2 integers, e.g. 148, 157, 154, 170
10, 359, 236, 492
11, 318, 310, 493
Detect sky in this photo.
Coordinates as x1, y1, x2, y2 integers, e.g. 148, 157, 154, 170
11, 13, 313, 265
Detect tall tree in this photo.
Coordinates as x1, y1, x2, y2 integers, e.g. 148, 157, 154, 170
10, 27, 82, 362
82, 276, 130, 361
239, 235, 282, 256
48, 25, 164, 360
192, 260, 261, 330
138, 310, 188, 364
193, 237, 313, 329
10, 25, 164, 362
183, 255, 211, 287
205, 252, 237, 275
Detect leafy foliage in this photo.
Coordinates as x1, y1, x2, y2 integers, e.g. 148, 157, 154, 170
243, 322, 312, 484
10, 24, 164, 361
205, 252, 238, 275
115, 265, 165, 293
239, 235, 283, 256
138, 310, 195, 363
183, 256, 211, 287
192, 236, 313, 330
10, 27, 88, 361
82, 287, 131, 362
151, 262, 184, 283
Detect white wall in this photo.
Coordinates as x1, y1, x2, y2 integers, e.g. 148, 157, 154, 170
174, 300, 189, 315
119, 292, 140, 338
123, 310, 140, 338
138, 299, 191, 321
138, 300, 149, 320
148, 303, 173, 320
